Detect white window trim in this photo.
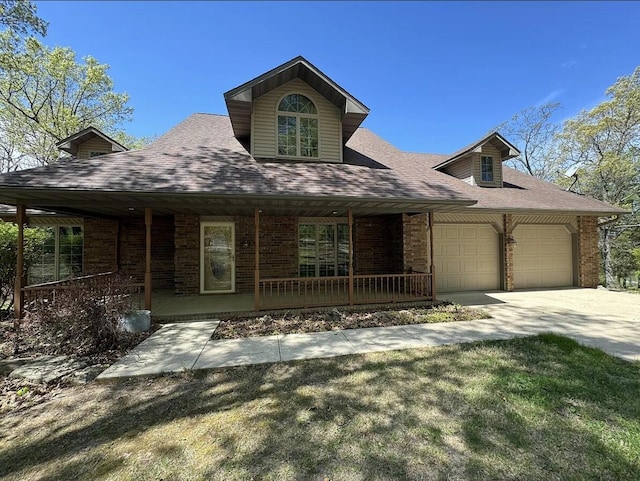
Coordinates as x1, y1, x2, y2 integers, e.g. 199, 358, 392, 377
275, 92, 320, 160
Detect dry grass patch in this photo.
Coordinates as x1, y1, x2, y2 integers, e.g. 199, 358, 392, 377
1, 334, 639, 480
214, 303, 488, 339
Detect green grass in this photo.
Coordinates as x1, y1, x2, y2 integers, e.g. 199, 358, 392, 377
1, 334, 639, 480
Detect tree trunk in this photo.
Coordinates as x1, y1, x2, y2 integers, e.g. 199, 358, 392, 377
601, 227, 618, 289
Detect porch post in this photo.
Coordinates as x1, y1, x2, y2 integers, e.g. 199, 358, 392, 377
114, 220, 120, 272
429, 211, 436, 300
144, 207, 152, 310
348, 209, 354, 305
14, 204, 25, 320
254, 208, 260, 311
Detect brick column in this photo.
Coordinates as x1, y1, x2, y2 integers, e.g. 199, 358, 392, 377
503, 214, 514, 291
402, 213, 429, 273
577, 216, 599, 288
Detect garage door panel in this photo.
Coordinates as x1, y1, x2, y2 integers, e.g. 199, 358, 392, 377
462, 244, 477, 255
434, 224, 499, 293
513, 225, 573, 289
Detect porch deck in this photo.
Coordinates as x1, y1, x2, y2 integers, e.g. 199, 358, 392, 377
150, 273, 433, 321
22, 272, 434, 322
147, 289, 439, 322
149, 291, 256, 320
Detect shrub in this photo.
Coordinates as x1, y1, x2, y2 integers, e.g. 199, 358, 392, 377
19, 273, 139, 356
0, 221, 49, 315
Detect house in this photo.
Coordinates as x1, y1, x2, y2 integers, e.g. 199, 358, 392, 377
0, 56, 625, 320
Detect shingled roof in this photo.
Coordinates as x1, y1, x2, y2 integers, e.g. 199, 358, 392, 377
0, 113, 625, 217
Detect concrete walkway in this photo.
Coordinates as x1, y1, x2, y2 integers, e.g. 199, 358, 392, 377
97, 288, 640, 380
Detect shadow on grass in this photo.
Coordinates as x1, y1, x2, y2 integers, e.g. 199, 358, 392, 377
1, 334, 639, 480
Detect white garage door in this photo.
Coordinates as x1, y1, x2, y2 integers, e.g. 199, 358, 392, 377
513, 225, 573, 288
433, 224, 500, 292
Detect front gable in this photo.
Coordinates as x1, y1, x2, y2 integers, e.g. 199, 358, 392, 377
56, 126, 128, 159
251, 78, 342, 162
224, 56, 369, 164
436, 132, 519, 188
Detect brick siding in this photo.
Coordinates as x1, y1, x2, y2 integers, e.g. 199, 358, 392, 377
84, 218, 118, 274
577, 215, 599, 288
402, 213, 430, 273
503, 214, 514, 291
174, 214, 199, 295
354, 215, 403, 274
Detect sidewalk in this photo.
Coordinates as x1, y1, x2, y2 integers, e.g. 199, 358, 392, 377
96, 316, 547, 381
97, 288, 640, 381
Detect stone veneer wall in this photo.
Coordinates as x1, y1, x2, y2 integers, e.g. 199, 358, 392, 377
577, 215, 599, 288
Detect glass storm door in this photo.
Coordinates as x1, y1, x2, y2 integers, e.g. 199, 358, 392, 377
201, 222, 235, 293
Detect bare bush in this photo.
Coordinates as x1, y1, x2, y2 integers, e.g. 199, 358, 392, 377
19, 273, 139, 356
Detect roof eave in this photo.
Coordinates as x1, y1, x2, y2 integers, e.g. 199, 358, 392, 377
434, 132, 521, 170
55, 126, 129, 155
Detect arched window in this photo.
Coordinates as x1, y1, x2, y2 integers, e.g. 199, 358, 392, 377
277, 94, 319, 158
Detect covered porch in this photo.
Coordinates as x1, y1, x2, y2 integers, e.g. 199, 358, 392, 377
7, 191, 474, 320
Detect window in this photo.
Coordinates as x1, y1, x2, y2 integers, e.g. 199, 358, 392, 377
299, 223, 349, 277
481, 156, 494, 182
90, 151, 107, 158
277, 94, 319, 158
29, 226, 83, 284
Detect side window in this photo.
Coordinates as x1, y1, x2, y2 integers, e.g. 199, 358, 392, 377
28, 226, 83, 284
90, 151, 107, 158
277, 94, 319, 158
481, 156, 494, 182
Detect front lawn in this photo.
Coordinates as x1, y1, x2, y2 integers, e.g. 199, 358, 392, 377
1, 334, 639, 480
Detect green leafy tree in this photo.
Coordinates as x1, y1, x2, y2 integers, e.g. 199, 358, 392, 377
0, 0, 46, 36
0, 30, 135, 168
0, 220, 48, 312
556, 67, 640, 288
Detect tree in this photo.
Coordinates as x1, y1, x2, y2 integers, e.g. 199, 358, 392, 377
0, 0, 46, 36
556, 67, 640, 288
495, 102, 563, 182
0, 220, 48, 312
0, 31, 134, 168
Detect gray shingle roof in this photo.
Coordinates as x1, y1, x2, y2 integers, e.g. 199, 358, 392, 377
0, 113, 625, 215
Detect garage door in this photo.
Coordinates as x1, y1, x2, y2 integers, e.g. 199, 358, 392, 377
513, 225, 573, 288
433, 224, 500, 292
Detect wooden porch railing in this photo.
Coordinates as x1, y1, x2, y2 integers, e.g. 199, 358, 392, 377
258, 272, 433, 310
22, 272, 144, 307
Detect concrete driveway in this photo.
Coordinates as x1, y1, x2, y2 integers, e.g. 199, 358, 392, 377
441, 287, 640, 362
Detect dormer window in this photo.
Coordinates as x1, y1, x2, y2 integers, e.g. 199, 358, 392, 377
277, 94, 318, 158
481, 156, 494, 182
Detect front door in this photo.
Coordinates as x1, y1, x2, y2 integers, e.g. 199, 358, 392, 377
201, 222, 235, 293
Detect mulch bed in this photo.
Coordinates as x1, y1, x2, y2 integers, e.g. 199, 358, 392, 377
212, 303, 490, 340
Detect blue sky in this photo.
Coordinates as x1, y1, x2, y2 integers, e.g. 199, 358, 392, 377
36, 1, 640, 154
